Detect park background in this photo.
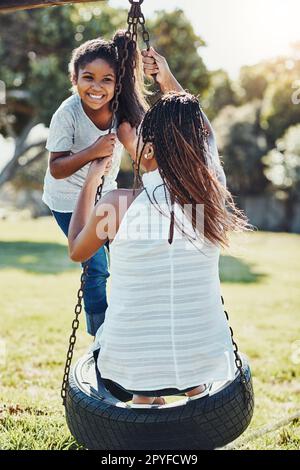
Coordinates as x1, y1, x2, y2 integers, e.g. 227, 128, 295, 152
0, 0, 299, 450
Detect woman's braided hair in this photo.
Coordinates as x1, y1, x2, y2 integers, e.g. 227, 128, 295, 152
134, 91, 250, 247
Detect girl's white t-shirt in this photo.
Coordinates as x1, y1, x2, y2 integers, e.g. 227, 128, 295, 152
42, 93, 124, 213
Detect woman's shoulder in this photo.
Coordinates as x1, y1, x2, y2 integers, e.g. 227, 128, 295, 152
100, 188, 143, 207
96, 188, 144, 241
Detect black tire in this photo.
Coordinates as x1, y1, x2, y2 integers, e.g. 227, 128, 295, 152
65, 353, 254, 450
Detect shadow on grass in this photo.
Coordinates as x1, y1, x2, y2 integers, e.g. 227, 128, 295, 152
0, 241, 78, 274
220, 255, 266, 284
0, 241, 266, 282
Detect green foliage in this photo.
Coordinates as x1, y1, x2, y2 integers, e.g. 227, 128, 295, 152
213, 101, 269, 196
147, 9, 209, 96
0, 3, 126, 130
1, 3, 300, 204
12, 153, 48, 191
261, 75, 300, 146
238, 64, 269, 102
0, 5, 209, 133
236, 48, 300, 147
203, 69, 238, 120
0, 4, 210, 191
263, 124, 300, 199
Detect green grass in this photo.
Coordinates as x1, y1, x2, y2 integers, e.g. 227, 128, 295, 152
0, 218, 299, 450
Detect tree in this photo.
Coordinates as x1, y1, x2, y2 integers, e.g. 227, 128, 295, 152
0, 3, 126, 187
238, 64, 269, 103
213, 101, 269, 196
0, 1, 94, 14
261, 75, 300, 147
235, 50, 300, 147
263, 124, 300, 230
147, 9, 209, 97
202, 69, 238, 121
252, 50, 300, 146
0, 5, 210, 189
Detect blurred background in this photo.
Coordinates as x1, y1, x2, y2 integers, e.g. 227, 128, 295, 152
0, 1, 300, 451
0, 0, 300, 232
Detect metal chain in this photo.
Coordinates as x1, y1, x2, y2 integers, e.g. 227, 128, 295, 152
61, 265, 88, 403
221, 296, 252, 404
137, 9, 150, 50
93, 2, 146, 205
61, 0, 149, 406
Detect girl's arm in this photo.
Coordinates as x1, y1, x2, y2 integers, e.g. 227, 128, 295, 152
50, 148, 95, 179
50, 133, 117, 179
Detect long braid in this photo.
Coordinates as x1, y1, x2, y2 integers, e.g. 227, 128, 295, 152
134, 92, 248, 247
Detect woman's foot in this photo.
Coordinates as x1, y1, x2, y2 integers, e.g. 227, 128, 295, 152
132, 395, 166, 405
185, 384, 208, 398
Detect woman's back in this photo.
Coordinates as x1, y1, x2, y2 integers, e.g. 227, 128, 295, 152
95, 168, 236, 391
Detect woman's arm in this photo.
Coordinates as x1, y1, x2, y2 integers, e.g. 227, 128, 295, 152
68, 157, 115, 262
142, 49, 225, 184
142, 48, 216, 144
141, 47, 184, 94
118, 51, 184, 159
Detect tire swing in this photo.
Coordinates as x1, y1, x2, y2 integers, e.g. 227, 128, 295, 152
61, 0, 254, 451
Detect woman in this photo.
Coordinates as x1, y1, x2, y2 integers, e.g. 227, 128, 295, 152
68, 54, 249, 406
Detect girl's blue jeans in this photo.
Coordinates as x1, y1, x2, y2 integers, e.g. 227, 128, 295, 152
52, 211, 109, 336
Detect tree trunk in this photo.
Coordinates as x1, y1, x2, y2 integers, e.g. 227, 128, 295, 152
283, 193, 296, 233
0, 1, 103, 14
0, 117, 42, 187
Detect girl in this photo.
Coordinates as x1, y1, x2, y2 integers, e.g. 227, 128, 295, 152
67, 90, 249, 406
42, 30, 149, 336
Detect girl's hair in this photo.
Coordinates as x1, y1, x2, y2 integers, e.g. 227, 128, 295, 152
135, 91, 251, 248
69, 29, 149, 128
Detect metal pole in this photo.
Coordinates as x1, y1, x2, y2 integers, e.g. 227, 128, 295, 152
0, 1, 105, 14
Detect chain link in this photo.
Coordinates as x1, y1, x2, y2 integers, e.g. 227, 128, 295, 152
61, 265, 88, 403
94, 3, 147, 205
221, 296, 251, 404
61, 0, 151, 406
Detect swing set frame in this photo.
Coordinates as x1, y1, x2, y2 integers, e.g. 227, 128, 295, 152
0, 1, 102, 14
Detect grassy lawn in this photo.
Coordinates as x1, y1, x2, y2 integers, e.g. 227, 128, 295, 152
0, 217, 299, 450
